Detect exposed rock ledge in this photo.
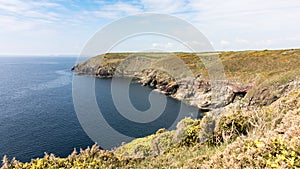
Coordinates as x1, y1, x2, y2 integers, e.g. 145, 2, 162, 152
72, 62, 252, 112
72, 52, 299, 113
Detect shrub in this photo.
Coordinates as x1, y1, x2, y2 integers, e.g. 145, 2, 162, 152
150, 131, 175, 155
173, 118, 201, 147
213, 111, 252, 144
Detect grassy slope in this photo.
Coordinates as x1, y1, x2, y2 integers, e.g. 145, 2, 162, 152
81, 49, 300, 85
2, 49, 300, 169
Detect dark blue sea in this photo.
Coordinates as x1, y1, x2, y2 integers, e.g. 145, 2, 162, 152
0, 56, 198, 162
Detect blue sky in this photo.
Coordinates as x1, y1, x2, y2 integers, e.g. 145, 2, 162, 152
0, 0, 300, 55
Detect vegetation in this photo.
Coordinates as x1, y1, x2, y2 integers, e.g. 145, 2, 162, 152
2, 49, 300, 168
78, 49, 300, 84
2, 89, 300, 168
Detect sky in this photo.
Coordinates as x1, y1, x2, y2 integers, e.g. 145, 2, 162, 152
0, 0, 300, 55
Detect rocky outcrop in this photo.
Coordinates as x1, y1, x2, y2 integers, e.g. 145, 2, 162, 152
125, 67, 253, 111
72, 62, 98, 76
72, 62, 117, 78
138, 69, 179, 95
72, 61, 253, 112
247, 80, 300, 106
72, 52, 300, 112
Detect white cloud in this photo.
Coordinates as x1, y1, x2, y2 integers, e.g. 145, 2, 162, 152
88, 1, 142, 19
235, 38, 249, 45
184, 0, 300, 50
220, 40, 230, 46
1, 0, 300, 54
89, 11, 121, 19
140, 0, 189, 13
0, 15, 42, 31
102, 2, 142, 14
151, 42, 187, 51
0, 0, 89, 55
0, 0, 66, 31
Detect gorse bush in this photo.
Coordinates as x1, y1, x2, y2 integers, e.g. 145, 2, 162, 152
174, 118, 201, 147
1, 145, 132, 169
213, 110, 252, 144
177, 119, 201, 147
199, 135, 300, 168
150, 131, 174, 155
258, 136, 300, 168
115, 117, 202, 158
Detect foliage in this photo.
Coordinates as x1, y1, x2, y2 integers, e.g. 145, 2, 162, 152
1, 145, 133, 169
213, 110, 252, 143
176, 119, 201, 147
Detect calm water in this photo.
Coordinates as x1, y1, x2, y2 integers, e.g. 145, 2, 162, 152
0, 57, 199, 162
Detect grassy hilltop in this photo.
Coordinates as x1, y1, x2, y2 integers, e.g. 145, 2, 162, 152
74, 49, 300, 84
2, 49, 300, 168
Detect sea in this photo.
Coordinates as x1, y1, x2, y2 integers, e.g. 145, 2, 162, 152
0, 56, 199, 162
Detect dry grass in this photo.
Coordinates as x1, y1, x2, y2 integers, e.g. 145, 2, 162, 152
81, 49, 300, 85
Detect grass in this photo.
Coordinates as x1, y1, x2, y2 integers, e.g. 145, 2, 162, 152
79, 49, 300, 85
219, 49, 300, 85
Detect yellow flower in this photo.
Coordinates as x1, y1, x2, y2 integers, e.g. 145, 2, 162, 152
271, 163, 279, 168
255, 140, 264, 148
278, 154, 285, 160
36, 159, 43, 168
290, 158, 294, 166
291, 151, 296, 157
282, 150, 288, 155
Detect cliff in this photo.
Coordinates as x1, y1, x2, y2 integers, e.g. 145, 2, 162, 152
72, 49, 300, 110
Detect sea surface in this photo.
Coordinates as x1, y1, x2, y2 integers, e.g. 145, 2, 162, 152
0, 56, 198, 162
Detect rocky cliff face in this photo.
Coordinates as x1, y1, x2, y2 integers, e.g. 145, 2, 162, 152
135, 68, 253, 111
72, 56, 254, 112
72, 50, 300, 113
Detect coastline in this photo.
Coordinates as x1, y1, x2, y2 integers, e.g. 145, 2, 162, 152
2, 49, 300, 168
71, 49, 300, 112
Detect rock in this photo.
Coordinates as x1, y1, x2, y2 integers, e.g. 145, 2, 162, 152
249, 81, 298, 106
72, 55, 255, 112
132, 145, 151, 158
150, 131, 174, 155
173, 118, 195, 143
198, 115, 216, 143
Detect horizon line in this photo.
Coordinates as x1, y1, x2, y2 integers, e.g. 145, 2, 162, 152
0, 47, 299, 57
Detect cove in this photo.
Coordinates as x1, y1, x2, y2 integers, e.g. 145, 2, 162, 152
90, 77, 201, 149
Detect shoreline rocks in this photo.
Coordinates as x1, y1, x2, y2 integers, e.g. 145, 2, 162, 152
72, 63, 253, 112
71, 52, 299, 115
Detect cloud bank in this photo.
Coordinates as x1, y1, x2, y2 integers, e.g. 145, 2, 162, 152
0, 0, 299, 55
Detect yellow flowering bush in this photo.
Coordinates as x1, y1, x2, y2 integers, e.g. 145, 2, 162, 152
213, 111, 252, 143
2, 145, 132, 169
